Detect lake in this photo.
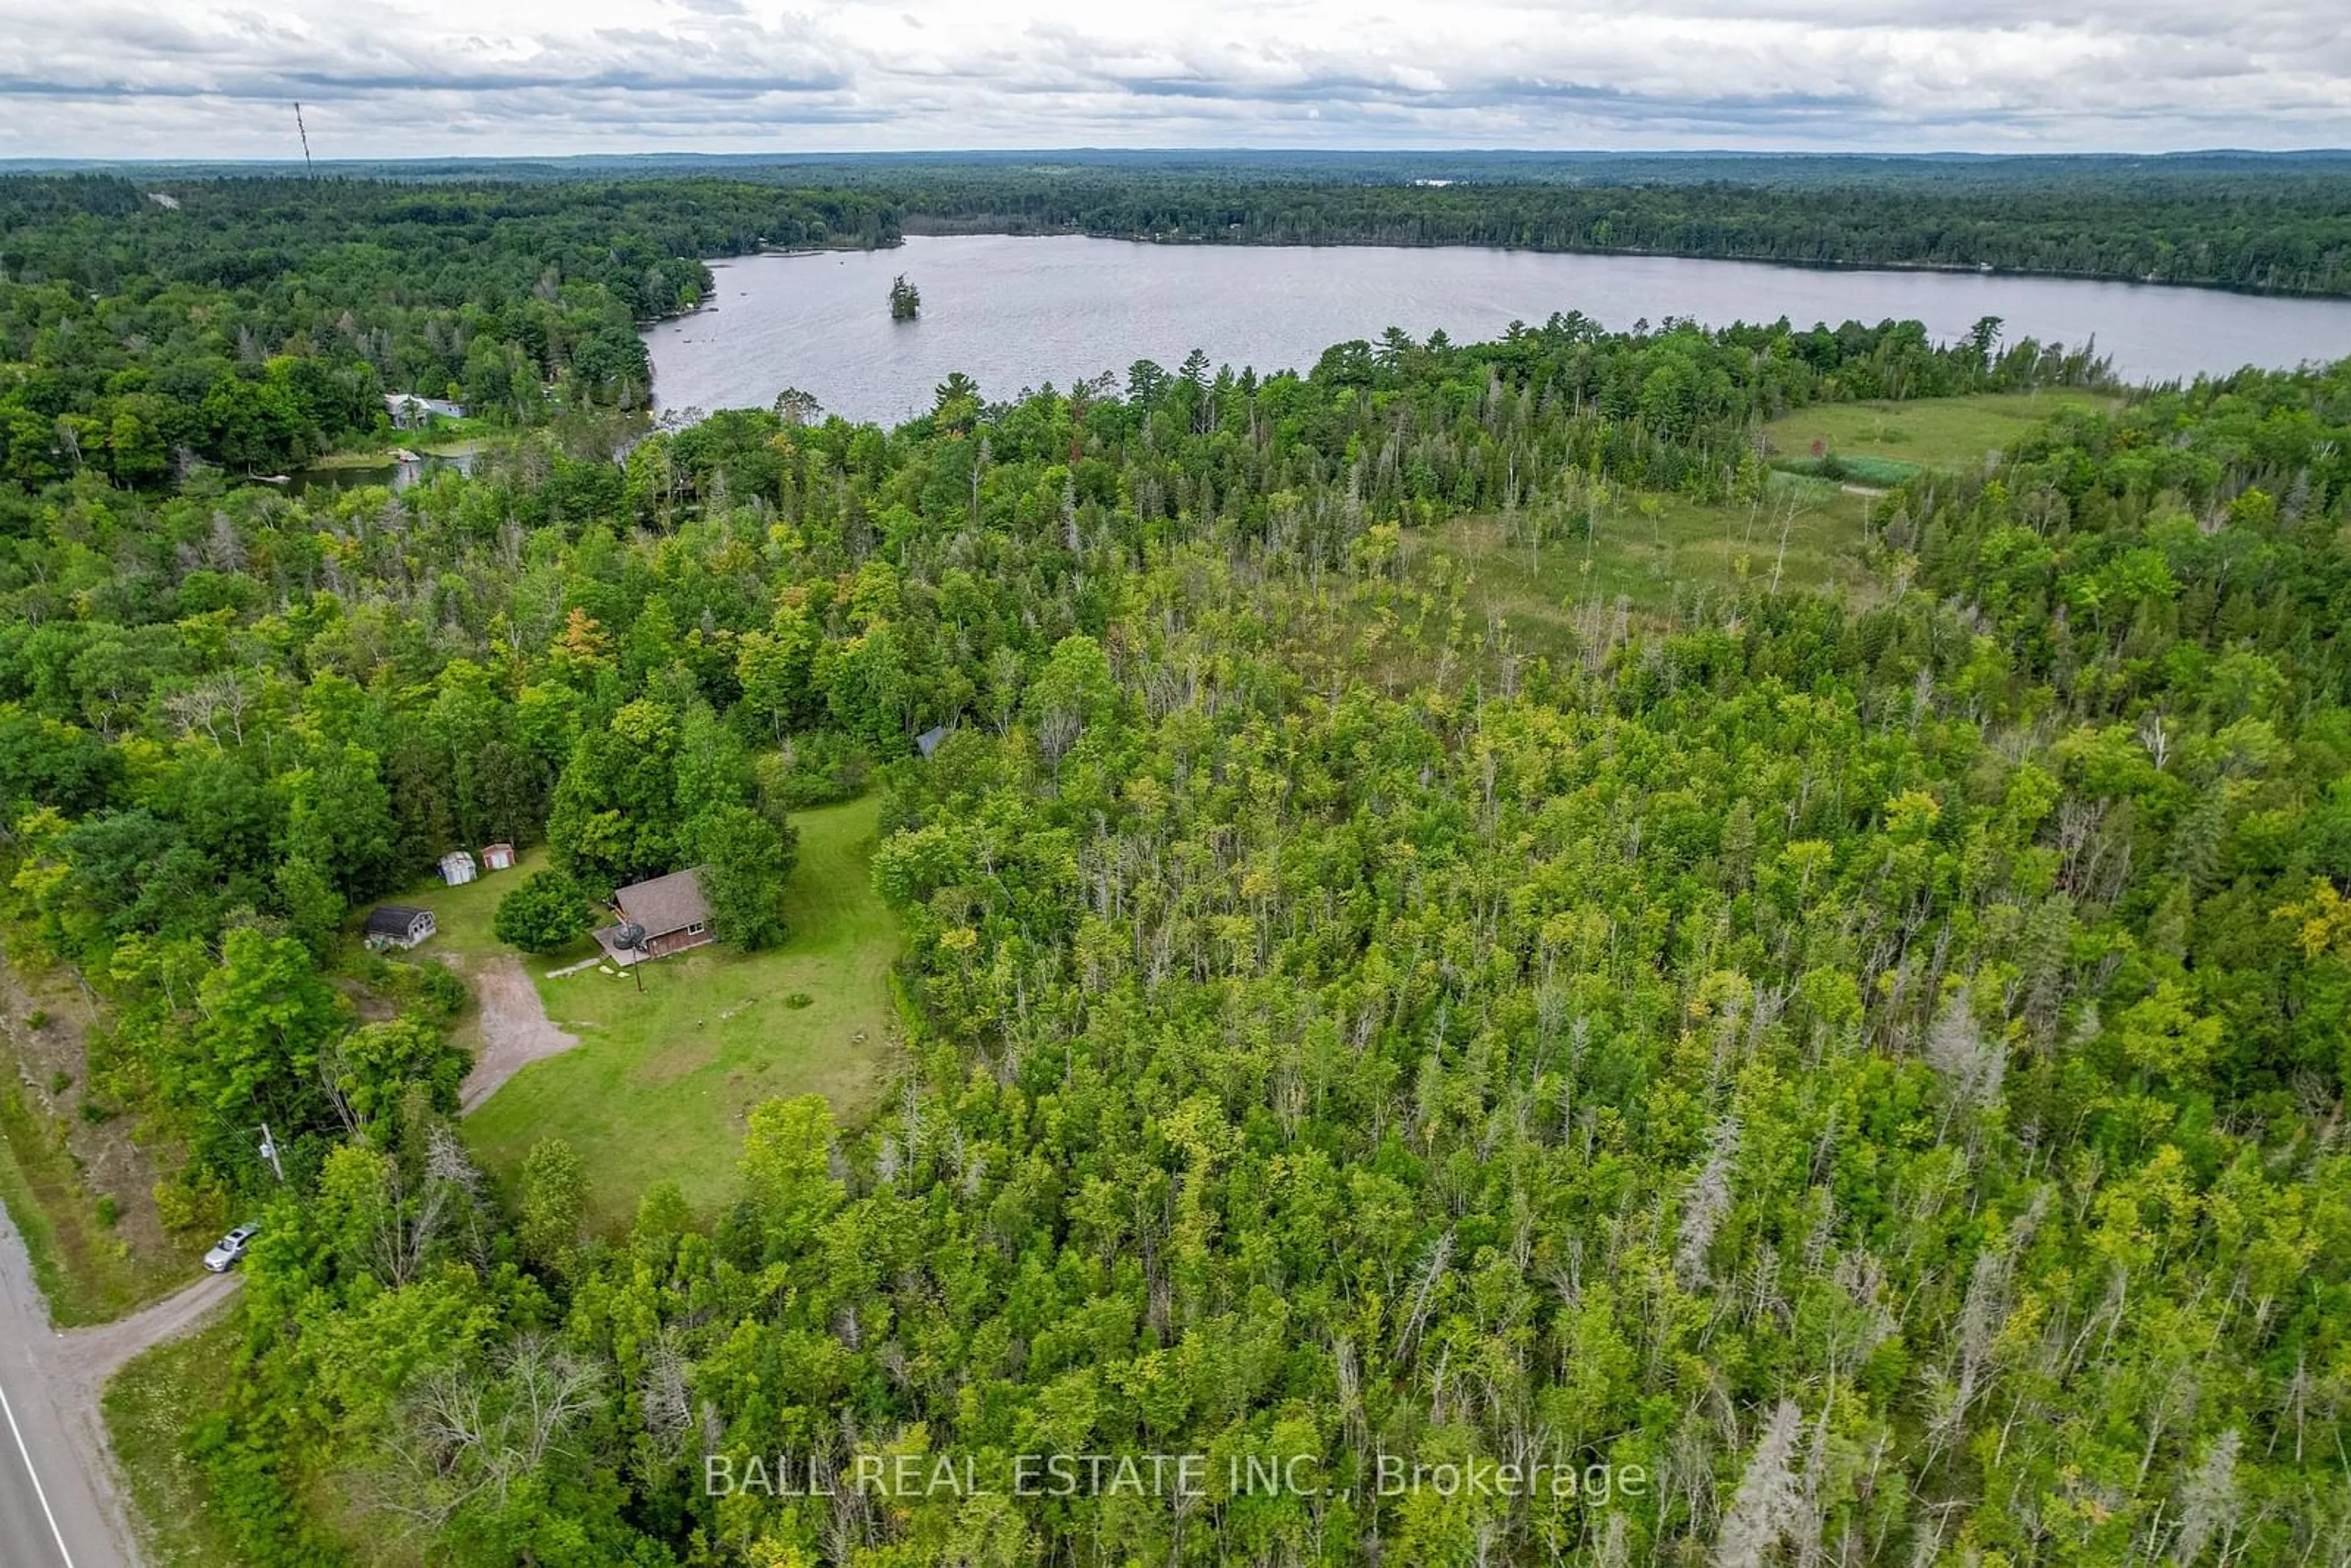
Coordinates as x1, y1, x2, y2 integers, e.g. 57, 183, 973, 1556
644, 234, 2351, 427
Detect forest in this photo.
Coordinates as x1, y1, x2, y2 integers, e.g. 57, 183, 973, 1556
0, 176, 901, 479
0, 167, 2349, 1566
852, 154, 2351, 296
23, 151, 2351, 294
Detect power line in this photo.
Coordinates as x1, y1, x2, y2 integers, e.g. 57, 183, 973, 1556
294, 101, 313, 174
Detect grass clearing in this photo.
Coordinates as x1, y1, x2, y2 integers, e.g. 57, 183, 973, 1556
1763, 389, 2117, 475
1774, 453, 1926, 488
1403, 392, 2112, 653
103, 1315, 247, 1568
1408, 471, 1875, 651
370, 843, 550, 964
460, 796, 901, 1229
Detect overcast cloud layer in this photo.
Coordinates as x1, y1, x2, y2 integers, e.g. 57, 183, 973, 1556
0, 0, 2345, 159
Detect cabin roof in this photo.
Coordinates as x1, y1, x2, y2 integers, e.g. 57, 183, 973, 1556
365, 905, 430, 936
613, 868, 711, 936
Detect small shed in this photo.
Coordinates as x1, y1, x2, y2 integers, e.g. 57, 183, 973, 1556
364, 906, 437, 950
915, 724, 953, 759
438, 850, 478, 886
481, 842, 517, 872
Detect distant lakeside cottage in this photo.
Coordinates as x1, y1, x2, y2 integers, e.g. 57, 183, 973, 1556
594, 868, 715, 964
384, 392, 467, 429
364, 906, 436, 950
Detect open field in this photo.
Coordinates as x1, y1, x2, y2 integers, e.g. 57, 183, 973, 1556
1761, 389, 2117, 479
452, 797, 901, 1228
1402, 391, 2107, 654
1406, 471, 1875, 653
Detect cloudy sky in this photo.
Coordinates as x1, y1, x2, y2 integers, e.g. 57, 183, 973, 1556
1, 0, 2344, 159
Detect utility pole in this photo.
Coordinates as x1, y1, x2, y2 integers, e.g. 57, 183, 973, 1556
257, 1122, 287, 1184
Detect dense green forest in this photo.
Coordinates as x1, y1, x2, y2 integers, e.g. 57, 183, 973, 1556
859, 157, 2351, 296
2, 216, 2350, 1566
15, 152, 2350, 300
0, 176, 901, 479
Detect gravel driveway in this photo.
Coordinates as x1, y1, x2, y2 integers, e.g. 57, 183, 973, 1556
457, 955, 580, 1112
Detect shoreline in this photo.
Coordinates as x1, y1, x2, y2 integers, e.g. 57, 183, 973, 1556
882, 221, 2345, 303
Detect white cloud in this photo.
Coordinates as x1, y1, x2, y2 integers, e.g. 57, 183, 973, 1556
0, 0, 2343, 156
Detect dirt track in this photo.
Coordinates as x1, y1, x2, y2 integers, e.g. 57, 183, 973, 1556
457, 955, 580, 1112
53, 1269, 241, 1399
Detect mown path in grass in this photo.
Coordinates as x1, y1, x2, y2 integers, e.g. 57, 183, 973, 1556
459, 795, 902, 1228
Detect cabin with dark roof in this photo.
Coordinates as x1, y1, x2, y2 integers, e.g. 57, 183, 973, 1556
596, 868, 714, 962
364, 906, 437, 950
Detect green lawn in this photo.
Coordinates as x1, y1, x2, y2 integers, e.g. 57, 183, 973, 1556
459, 797, 902, 1229
370, 842, 544, 962
103, 1316, 247, 1568
1763, 389, 2116, 477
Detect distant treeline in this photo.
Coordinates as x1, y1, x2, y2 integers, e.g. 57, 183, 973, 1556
0, 176, 901, 478
851, 160, 2351, 296
86, 151, 2338, 298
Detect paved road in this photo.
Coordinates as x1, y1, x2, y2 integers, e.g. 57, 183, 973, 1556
2, 1372, 87, 1566
0, 1211, 128, 1568
0, 1204, 241, 1568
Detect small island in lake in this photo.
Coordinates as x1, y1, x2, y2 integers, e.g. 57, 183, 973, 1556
888, 273, 921, 321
